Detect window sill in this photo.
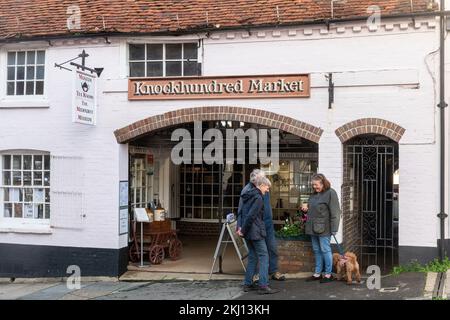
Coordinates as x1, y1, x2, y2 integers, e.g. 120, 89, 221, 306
0, 98, 50, 109
0, 223, 52, 234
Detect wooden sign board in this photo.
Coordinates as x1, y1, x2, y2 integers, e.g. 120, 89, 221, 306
129, 74, 310, 100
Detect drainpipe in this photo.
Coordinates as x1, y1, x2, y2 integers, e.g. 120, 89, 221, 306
438, 0, 448, 261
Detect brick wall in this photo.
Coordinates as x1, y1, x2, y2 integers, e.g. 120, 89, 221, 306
342, 146, 361, 257
278, 239, 315, 273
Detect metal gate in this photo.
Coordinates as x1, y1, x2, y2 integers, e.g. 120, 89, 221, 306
344, 136, 398, 271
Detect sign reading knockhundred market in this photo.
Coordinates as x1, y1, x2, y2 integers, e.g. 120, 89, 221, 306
128, 74, 310, 100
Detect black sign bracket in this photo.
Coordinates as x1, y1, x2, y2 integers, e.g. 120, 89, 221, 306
55, 50, 104, 77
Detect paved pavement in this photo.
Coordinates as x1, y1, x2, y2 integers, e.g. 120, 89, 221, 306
0, 272, 441, 300
238, 272, 428, 300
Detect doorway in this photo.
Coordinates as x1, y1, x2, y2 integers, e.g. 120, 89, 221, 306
343, 134, 399, 272
126, 120, 318, 274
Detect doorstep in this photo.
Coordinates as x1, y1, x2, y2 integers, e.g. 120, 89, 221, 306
120, 268, 311, 282
0, 277, 119, 284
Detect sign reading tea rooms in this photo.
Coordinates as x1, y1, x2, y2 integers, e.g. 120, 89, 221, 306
128, 74, 310, 100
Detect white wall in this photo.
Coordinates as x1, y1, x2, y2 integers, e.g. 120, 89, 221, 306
0, 18, 441, 249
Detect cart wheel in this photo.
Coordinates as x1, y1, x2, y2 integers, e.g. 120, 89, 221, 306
169, 239, 183, 260
149, 245, 165, 264
129, 243, 140, 263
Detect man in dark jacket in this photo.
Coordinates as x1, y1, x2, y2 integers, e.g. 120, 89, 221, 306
237, 175, 278, 295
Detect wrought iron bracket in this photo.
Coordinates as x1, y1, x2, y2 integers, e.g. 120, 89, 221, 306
326, 73, 334, 109
437, 101, 448, 109
437, 212, 448, 219
54, 49, 103, 77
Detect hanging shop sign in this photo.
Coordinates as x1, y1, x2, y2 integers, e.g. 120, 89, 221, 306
73, 70, 97, 125
128, 74, 310, 100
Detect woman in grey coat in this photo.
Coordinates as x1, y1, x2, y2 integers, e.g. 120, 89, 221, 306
301, 174, 341, 283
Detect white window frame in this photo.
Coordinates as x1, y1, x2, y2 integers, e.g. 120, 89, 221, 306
0, 150, 51, 228
6, 50, 46, 96
127, 42, 201, 78
0, 43, 50, 108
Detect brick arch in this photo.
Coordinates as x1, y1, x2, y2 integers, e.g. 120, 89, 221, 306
114, 107, 324, 143
335, 118, 405, 143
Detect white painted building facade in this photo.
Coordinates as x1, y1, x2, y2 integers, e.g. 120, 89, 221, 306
0, 13, 448, 277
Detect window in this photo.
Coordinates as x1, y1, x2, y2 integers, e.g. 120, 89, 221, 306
7, 50, 45, 96
130, 154, 156, 210
129, 43, 199, 77
1, 153, 50, 220
180, 163, 244, 220
263, 158, 318, 221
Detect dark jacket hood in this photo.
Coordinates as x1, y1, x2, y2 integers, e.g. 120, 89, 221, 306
241, 183, 261, 202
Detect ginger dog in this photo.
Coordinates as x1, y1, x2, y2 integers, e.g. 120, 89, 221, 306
333, 252, 361, 285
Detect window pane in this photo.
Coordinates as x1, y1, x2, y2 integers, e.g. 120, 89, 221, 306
4, 203, 12, 218
7, 52, 15, 65
36, 51, 45, 64
166, 61, 182, 76
27, 51, 36, 64
45, 204, 50, 219
183, 61, 198, 76
17, 52, 25, 65
10, 188, 21, 201
23, 171, 32, 186
184, 43, 197, 60
13, 155, 21, 169
166, 44, 182, 59
44, 155, 50, 170
44, 171, 50, 186
147, 62, 163, 77
3, 171, 11, 185
23, 155, 32, 170
36, 81, 44, 95
35, 204, 44, 219
129, 44, 145, 60
33, 155, 43, 170
24, 188, 33, 202
16, 81, 24, 95
7, 67, 15, 80
26, 66, 35, 80
34, 171, 43, 185
7, 82, 14, 95
3, 188, 9, 201
17, 67, 25, 80
24, 203, 34, 219
13, 171, 21, 186
129, 62, 145, 77
26, 81, 35, 95
45, 188, 50, 203
36, 66, 45, 80
3, 155, 11, 169
147, 44, 163, 60
34, 189, 44, 202
14, 203, 23, 218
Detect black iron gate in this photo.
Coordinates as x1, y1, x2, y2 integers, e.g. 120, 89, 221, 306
345, 136, 398, 271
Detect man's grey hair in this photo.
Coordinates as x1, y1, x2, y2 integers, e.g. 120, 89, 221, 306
254, 175, 271, 188
250, 169, 266, 183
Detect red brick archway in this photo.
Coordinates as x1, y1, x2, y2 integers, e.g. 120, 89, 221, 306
335, 118, 405, 143
114, 107, 324, 143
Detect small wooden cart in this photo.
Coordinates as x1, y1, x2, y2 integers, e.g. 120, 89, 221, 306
129, 218, 183, 265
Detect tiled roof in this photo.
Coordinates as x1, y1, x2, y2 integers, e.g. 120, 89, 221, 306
0, 0, 437, 41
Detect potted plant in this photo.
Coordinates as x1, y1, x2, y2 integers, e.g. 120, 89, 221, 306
275, 211, 310, 241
